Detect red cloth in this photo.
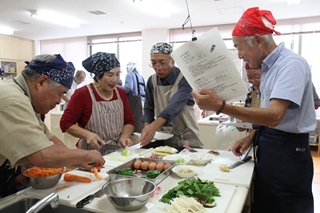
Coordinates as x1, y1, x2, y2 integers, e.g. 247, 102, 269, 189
232, 7, 280, 36
60, 83, 134, 132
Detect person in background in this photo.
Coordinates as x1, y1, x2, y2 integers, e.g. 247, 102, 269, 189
237, 63, 262, 132
0, 54, 105, 198
61, 70, 86, 110
60, 52, 135, 155
140, 42, 203, 150
192, 7, 315, 213
121, 61, 146, 133
313, 84, 320, 109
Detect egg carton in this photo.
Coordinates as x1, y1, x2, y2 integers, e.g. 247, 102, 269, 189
106, 157, 175, 185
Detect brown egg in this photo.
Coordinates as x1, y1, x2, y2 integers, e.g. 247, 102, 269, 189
164, 163, 172, 171
156, 162, 164, 172
141, 161, 150, 170
133, 160, 142, 169
149, 162, 157, 170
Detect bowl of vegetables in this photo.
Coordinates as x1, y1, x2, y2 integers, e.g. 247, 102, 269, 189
172, 165, 200, 178
102, 177, 156, 211
23, 166, 65, 189
163, 154, 191, 165
189, 152, 215, 165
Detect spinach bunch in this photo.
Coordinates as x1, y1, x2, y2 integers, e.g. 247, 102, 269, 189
118, 168, 135, 176
160, 177, 220, 204
146, 170, 160, 179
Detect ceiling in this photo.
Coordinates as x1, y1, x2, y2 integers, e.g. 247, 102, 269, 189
0, 0, 320, 41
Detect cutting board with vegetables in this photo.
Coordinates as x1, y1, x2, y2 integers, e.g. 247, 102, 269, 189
148, 183, 236, 213
24, 168, 109, 204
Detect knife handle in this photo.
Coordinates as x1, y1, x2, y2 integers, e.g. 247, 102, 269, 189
76, 194, 95, 208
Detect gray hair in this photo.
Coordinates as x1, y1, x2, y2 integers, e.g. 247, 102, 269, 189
22, 54, 62, 88
244, 34, 273, 46
75, 70, 86, 78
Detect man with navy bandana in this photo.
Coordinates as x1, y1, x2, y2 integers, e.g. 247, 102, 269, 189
0, 54, 105, 198
140, 42, 203, 150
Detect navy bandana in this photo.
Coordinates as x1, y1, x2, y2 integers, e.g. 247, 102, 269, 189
150, 42, 173, 55
82, 52, 120, 77
26, 54, 75, 89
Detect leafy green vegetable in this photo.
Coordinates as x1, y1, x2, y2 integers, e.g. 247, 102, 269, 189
146, 170, 160, 179
118, 168, 135, 176
175, 158, 186, 164
160, 177, 220, 204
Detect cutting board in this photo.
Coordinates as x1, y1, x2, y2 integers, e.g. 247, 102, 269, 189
148, 183, 236, 213
198, 156, 254, 188
24, 168, 109, 204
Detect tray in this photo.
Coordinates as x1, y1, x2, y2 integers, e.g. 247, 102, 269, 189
107, 157, 175, 185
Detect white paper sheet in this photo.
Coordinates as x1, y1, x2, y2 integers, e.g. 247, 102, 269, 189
171, 28, 248, 101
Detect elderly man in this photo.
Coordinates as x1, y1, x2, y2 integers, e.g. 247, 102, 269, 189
140, 42, 203, 150
192, 7, 315, 213
122, 62, 146, 133
61, 70, 86, 110
0, 54, 105, 198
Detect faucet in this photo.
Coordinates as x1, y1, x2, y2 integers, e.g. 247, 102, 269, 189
26, 192, 60, 213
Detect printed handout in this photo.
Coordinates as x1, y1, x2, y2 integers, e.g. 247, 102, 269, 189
171, 28, 248, 101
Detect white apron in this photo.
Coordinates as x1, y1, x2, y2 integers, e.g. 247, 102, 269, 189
78, 85, 124, 155
152, 73, 203, 149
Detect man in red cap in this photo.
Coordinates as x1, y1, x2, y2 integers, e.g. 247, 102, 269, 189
192, 7, 315, 213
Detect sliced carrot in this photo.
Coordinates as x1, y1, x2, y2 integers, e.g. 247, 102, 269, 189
93, 167, 103, 181
64, 173, 91, 183
54, 185, 70, 192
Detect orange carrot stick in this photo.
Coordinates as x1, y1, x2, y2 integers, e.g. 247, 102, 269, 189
93, 167, 103, 180
64, 173, 91, 183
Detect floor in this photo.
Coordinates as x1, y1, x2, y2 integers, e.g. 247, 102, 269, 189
311, 146, 320, 213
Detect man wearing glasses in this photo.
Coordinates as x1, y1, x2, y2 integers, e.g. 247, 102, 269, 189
139, 42, 203, 150
244, 62, 262, 108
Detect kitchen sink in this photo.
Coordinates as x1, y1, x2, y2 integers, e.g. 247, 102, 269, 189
0, 198, 96, 213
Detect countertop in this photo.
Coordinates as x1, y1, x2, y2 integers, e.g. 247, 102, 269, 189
0, 149, 253, 213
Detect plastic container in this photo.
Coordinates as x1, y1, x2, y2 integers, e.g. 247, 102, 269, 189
309, 133, 318, 143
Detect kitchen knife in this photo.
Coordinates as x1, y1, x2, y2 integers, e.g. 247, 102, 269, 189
76, 188, 104, 208
102, 143, 123, 150
228, 156, 252, 169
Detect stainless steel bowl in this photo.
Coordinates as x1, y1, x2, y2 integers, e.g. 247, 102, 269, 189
23, 168, 64, 190
102, 178, 156, 211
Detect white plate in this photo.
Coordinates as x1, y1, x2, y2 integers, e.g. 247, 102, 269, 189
172, 165, 200, 178
189, 152, 215, 165
163, 154, 191, 165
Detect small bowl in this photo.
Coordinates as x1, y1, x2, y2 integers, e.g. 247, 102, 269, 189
163, 154, 191, 165
23, 167, 65, 190
102, 177, 156, 211
172, 165, 199, 178
189, 153, 214, 165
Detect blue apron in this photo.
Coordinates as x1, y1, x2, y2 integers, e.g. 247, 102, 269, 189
252, 125, 314, 213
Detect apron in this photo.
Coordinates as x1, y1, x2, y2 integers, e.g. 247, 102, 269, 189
152, 73, 203, 149
78, 85, 124, 155
250, 90, 261, 108
252, 125, 314, 213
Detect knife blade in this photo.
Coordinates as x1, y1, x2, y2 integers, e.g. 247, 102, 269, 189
76, 188, 104, 208
102, 143, 123, 150
228, 156, 252, 169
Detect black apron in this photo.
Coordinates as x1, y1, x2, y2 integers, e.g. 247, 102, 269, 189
252, 125, 314, 213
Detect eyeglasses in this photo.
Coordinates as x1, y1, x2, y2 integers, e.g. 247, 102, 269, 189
149, 61, 168, 69
245, 78, 260, 83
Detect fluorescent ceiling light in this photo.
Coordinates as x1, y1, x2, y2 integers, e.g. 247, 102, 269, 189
0, 27, 14, 35
30, 10, 80, 28
287, 0, 300, 5
133, 0, 172, 18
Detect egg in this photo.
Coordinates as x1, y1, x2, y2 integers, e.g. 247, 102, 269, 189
156, 162, 164, 172
164, 163, 172, 171
133, 160, 142, 169
141, 161, 150, 170
149, 162, 157, 170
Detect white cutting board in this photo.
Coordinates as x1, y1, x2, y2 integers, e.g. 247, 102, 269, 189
198, 157, 254, 188
24, 168, 109, 204
148, 183, 236, 213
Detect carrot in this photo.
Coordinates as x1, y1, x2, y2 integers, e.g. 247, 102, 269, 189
92, 167, 103, 181
64, 173, 91, 183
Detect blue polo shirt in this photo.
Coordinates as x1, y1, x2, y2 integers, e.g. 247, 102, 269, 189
260, 42, 316, 133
